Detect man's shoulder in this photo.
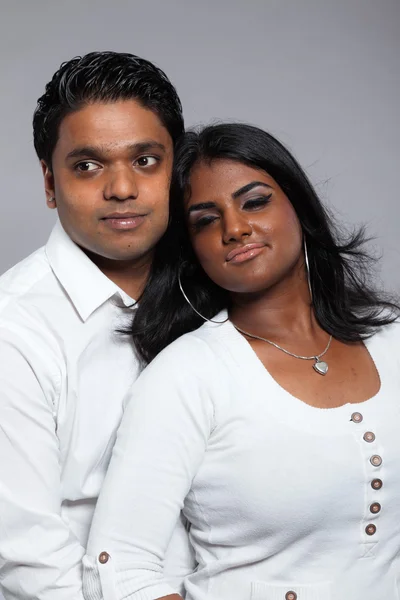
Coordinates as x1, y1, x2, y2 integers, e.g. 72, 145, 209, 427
0, 245, 50, 285
0, 246, 56, 322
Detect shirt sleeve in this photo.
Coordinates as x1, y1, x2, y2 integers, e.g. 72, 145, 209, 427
83, 336, 216, 600
0, 326, 85, 600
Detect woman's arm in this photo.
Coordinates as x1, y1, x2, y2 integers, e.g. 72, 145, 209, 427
83, 336, 216, 600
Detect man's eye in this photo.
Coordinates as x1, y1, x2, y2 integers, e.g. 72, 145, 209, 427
76, 161, 99, 172
135, 156, 158, 167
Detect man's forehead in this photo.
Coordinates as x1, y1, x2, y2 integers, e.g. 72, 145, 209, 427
54, 101, 172, 156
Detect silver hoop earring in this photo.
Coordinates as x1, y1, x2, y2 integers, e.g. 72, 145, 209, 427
178, 272, 229, 324
303, 238, 313, 303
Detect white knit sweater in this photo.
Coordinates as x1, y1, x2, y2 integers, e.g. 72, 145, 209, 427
83, 314, 400, 600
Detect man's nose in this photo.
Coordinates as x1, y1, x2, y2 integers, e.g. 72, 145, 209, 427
104, 167, 139, 201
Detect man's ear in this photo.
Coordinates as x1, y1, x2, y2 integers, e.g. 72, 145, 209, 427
41, 160, 57, 209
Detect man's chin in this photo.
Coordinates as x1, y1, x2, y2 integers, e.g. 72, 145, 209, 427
79, 243, 143, 263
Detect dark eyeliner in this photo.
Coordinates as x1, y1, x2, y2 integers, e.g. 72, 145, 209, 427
243, 193, 272, 209
192, 215, 218, 231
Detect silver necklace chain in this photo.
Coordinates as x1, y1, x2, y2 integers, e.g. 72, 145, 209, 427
232, 323, 333, 375
233, 323, 332, 360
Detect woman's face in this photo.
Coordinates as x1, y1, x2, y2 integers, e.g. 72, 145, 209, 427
184, 158, 303, 295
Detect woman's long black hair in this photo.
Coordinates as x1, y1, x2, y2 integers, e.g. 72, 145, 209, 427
131, 123, 399, 365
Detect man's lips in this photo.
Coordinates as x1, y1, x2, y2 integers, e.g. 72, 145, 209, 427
101, 212, 146, 220
226, 242, 265, 263
101, 213, 147, 231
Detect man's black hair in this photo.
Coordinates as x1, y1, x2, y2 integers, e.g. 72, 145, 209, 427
33, 51, 184, 167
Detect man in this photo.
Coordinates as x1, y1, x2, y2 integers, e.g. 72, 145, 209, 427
0, 51, 193, 600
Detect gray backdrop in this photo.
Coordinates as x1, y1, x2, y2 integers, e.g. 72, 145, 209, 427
1, 0, 399, 291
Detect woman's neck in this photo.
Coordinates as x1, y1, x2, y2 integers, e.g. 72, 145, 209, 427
229, 273, 324, 346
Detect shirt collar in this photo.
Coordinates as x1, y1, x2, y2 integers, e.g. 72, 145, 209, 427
45, 221, 137, 321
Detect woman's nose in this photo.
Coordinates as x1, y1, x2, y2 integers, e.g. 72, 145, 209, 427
222, 212, 252, 244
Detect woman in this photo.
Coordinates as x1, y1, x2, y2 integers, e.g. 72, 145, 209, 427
83, 124, 400, 600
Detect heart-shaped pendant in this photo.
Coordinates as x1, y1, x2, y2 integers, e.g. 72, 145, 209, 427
313, 360, 328, 375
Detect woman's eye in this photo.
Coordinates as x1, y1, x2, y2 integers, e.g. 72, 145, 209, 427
75, 161, 99, 172
135, 156, 158, 167
243, 194, 272, 210
192, 215, 219, 230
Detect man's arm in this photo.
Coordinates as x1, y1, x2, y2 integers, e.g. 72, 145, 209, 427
0, 327, 85, 600
83, 336, 215, 600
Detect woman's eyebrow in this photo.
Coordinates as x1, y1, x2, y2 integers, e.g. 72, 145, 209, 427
187, 201, 217, 214
187, 181, 273, 214
232, 181, 272, 199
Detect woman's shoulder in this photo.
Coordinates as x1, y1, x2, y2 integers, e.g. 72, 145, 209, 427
369, 318, 400, 348
140, 311, 234, 380
130, 316, 235, 408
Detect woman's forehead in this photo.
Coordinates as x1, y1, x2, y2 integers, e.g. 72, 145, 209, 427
187, 159, 276, 199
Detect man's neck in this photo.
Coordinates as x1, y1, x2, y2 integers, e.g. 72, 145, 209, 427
86, 250, 153, 300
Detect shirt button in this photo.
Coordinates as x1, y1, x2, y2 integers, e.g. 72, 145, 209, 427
370, 455, 382, 467
370, 502, 381, 514
363, 431, 375, 443
351, 412, 363, 423
365, 524, 377, 535
371, 478, 383, 490
98, 552, 110, 564
285, 592, 297, 600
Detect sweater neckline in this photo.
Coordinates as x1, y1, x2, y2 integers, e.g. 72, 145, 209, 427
204, 311, 390, 435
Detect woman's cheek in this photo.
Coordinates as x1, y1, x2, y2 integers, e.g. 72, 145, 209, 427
192, 236, 212, 265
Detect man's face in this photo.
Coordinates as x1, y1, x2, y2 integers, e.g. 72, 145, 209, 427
43, 100, 173, 264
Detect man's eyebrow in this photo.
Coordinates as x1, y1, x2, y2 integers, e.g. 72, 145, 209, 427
232, 181, 272, 198
65, 141, 166, 161
132, 141, 166, 154
187, 201, 217, 214
65, 146, 103, 160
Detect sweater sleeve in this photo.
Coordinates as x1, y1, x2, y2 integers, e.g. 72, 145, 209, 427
83, 335, 216, 600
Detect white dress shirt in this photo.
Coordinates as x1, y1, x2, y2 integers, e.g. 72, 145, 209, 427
0, 221, 193, 600
84, 314, 400, 600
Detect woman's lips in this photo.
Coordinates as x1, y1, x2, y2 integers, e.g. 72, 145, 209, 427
226, 243, 265, 264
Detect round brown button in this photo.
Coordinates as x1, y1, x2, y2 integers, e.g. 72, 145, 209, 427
371, 478, 383, 490
365, 524, 377, 535
98, 552, 110, 564
370, 455, 382, 467
370, 502, 381, 514
363, 431, 375, 443
351, 412, 363, 423
285, 593, 297, 600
